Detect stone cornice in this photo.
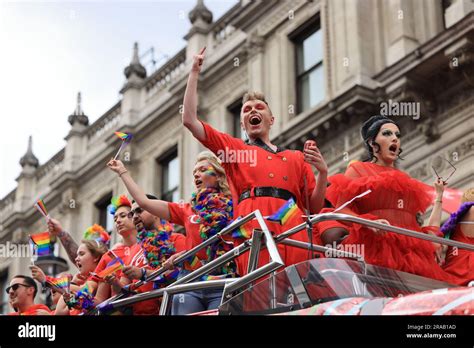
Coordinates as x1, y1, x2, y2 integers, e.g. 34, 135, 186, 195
374, 12, 474, 85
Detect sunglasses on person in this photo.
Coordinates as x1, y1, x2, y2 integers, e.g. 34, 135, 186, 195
127, 207, 144, 219
6, 283, 32, 294
431, 158, 457, 184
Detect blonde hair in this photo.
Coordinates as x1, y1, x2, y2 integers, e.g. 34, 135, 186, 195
81, 239, 108, 261
242, 91, 268, 105
195, 151, 232, 197
461, 188, 474, 203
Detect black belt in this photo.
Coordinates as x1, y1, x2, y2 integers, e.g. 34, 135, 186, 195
238, 187, 296, 204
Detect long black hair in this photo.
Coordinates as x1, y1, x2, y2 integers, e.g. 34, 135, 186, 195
360, 115, 403, 162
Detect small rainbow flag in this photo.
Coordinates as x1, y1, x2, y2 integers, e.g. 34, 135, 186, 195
183, 255, 202, 271
114, 131, 133, 143
77, 282, 91, 296
231, 220, 253, 239
34, 199, 49, 219
267, 198, 299, 225
97, 257, 124, 279
30, 232, 51, 256
47, 276, 70, 292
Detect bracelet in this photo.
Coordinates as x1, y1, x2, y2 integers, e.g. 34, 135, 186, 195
58, 230, 66, 238
436, 200, 442, 203
118, 169, 128, 177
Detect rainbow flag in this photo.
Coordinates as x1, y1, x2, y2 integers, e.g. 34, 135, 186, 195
77, 282, 91, 297
30, 232, 51, 256
34, 199, 49, 218
47, 276, 70, 291
231, 222, 252, 239
267, 198, 299, 225
97, 257, 124, 278
183, 255, 202, 271
114, 131, 133, 143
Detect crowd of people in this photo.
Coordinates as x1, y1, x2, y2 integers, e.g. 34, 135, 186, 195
6, 49, 473, 315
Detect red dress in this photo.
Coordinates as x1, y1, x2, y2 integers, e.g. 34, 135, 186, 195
443, 225, 474, 285
316, 161, 461, 283
199, 121, 318, 275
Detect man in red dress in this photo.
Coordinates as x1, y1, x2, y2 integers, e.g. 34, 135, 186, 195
182, 48, 328, 275
8, 275, 51, 315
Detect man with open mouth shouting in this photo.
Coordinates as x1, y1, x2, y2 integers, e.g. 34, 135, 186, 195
181, 48, 328, 276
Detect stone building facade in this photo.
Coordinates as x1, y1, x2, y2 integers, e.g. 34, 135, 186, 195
0, 0, 473, 313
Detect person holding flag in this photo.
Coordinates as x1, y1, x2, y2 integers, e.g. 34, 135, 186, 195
53, 226, 109, 315
180, 48, 328, 276
107, 151, 237, 315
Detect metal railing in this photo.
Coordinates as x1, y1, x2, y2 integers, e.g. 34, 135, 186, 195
96, 212, 474, 315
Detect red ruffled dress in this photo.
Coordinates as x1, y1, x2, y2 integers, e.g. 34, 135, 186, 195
316, 161, 460, 283
443, 225, 474, 285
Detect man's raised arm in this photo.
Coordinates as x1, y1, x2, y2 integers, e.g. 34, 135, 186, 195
182, 47, 206, 141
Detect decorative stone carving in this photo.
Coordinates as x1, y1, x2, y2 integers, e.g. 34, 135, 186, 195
245, 32, 265, 57
416, 118, 441, 143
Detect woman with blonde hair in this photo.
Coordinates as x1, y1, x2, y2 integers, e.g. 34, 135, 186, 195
107, 150, 236, 314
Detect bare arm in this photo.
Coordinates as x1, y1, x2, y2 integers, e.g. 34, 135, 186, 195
106, 159, 171, 220
303, 143, 328, 214
310, 171, 327, 214
54, 295, 71, 315
47, 218, 79, 265
93, 282, 110, 305
182, 47, 206, 141
427, 179, 446, 227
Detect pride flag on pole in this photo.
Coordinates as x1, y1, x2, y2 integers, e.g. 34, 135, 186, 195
113, 131, 133, 160
267, 198, 299, 225
46, 275, 70, 293
34, 199, 49, 220
30, 232, 51, 256
97, 257, 124, 279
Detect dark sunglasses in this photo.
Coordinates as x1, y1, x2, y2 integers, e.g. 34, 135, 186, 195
127, 207, 144, 219
6, 283, 32, 294
432, 159, 457, 184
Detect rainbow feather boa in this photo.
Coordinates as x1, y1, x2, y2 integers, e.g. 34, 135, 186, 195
185, 187, 237, 277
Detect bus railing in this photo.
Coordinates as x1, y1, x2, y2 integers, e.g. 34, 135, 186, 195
96, 212, 474, 314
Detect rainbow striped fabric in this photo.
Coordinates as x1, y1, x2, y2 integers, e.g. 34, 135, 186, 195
114, 131, 133, 142
30, 232, 51, 256
97, 257, 124, 279
34, 199, 49, 218
47, 276, 70, 291
267, 198, 299, 225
